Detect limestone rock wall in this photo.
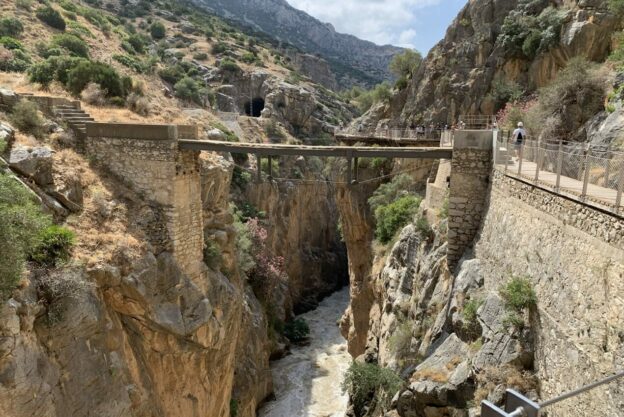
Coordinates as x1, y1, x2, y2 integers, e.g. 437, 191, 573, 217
474, 171, 624, 416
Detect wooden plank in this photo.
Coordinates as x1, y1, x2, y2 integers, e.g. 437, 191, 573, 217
178, 140, 453, 160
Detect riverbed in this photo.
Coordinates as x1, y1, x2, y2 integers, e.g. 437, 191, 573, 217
258, 288, 351, 417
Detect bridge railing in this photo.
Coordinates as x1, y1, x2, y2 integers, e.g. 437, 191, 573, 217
494, 133, 624, 213
335, 128, 448, 142
457, 115, 497, 130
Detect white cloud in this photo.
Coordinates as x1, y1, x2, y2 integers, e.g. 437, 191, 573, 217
286, 0, 441, 50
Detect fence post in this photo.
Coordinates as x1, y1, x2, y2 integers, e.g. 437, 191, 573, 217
517, 141, 524, 176
534, 139, 541, 184
504, 131, 510, 175
354, 157, 359, 183
581, 147, 590, 202
346, 151, 353, 185
556, 140, 563, 192
604, 146, 611, 188
267, 155, 273, 181
616, 163, 624, 213
256, 154, 262, 183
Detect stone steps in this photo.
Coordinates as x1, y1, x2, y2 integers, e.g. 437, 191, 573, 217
52, 105, 94, 140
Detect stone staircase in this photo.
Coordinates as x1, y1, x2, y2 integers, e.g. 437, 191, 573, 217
53, 105, 94, 139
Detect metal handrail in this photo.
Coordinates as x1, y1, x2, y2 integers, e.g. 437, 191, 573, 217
497, 370, 624, 417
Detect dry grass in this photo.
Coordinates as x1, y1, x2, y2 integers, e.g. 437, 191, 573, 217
473, 365, 538, 403
412, 368, 450, 384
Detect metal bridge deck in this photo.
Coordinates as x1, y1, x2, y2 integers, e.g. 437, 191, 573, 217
178, 139, 453, 159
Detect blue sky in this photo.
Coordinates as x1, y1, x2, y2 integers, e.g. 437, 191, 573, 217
286, 0, 467, 54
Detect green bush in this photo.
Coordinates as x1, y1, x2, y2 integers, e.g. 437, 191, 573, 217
0, 18, 24, 38
193, 52, 208, 60
52, 33, 89, 58
127, 33, 148, 54
29, 225, 75, 267
49, 55, 88, 85
500, 276, 537, 312
36, 6, 67, 31
204, 239, 222, 269
284, 318, 310, 343
113, 54, 146, 73
67, 61, 126, 97
232, 166, 251, 189
28, 59, 56, 88
158, 64, 185, 84
211, 42, 227, 55
610, 0, 624, 15
0, 171, 51, 300
342, 362, 403, 416
230, 399, 238, 417
522, 29, 542, 59
220, 59, 241, 73
415, 216, 433, 240
150, 21, 166, 40
368, 174, 416, 212
387, 318, 415, 357
10, 100, 43, 136
0, 48, 31, 72
462, 298, 484, 336
373, 195, 421, 244
0, 36, 24, 51
174, 76, 205, 104
241, 52, 257, 64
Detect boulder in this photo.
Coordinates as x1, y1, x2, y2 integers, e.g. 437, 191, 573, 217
206, 128, 227, 141
9, 145, 54, 186
0, 122, 15, 151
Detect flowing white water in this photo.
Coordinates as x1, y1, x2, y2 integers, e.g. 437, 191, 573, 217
258, 288, 351, 417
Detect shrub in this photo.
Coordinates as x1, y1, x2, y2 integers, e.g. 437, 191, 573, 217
0, 36, 24, 51
220, 59, 240, 73
522, 29, 542, 59
150, 22, 166, 40
241, 52, 257, 64
52, 33, 89, 58
374, 195, 421, 244
462, 298, 484, 337
389, 49, 422, 78
0, 47, 30, 72
492, 77, 524, 104
0, 171, 51, 300
80, 82, 106, 105
127, 33, 147, 54
610, 0, 624, 16
126, 92, 151, 116
0, 18, 24, 38
395, 76, 408, 90
232, 166, 251, 189
264, 120, 284, 141
36, 6, 67, 31
415, 216, 433, 240
67, 61, 125, 97
10, 100, 43, 136
342, 362, 403, 416
28, 59, 56, 88
30, 225, 75, 267
174, 76, 204, 104
232, 206, 255, 274
284, 318, 310, 343
193, 52, 208, 60
49, 55, 88, 85
368, 174, 416, 212
16, 0, 33, 11
204, 239, 222, 269
500, 276, 537, 313
158, 64, 185, 84
387, 318, 415, 357
211, 42, 227, 55
113, 54, 145, 73
230, 399, 238, 417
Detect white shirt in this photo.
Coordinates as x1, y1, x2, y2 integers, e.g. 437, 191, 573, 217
512, 127, 526, 142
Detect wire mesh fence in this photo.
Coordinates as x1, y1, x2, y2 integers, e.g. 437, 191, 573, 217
494, 133, 624, 213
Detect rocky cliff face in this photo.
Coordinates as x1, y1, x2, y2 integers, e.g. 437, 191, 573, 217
358, 0, 619, 128
191, 0, 403, 88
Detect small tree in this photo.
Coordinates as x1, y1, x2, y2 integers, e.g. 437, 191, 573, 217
174, 76, 204, 104
51, 33, 89, 58
28, 60, 56, 88
150, 21, 166, 40
10, 100, 43, 136
36, 6, 67, 31
389, 49, 422, 79
342, 362, 403, 415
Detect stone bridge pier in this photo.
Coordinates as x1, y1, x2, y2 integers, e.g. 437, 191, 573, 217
86, 123, 205, 283
447, 130, 493, 269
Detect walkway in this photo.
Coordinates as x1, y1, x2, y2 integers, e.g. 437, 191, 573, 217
496, 158, 623, 213
178, 139, 453, 159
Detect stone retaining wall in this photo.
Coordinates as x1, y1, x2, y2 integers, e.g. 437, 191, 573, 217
86, 123, 205, 282
447, 130, 493, 268
474, 170, 624, 417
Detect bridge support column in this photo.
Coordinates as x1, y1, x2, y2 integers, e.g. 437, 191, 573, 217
447, 130, 493, 270
85, 123, 205, 284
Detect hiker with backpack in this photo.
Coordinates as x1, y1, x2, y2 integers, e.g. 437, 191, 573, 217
512, 121, 526, 158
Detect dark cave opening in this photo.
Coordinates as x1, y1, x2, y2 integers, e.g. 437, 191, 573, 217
244, 97, 265, 117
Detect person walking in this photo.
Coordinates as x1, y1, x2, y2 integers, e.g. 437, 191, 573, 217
512, 121, 526, 158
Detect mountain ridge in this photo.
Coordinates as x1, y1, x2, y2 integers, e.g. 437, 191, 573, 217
188, 0, 404, 88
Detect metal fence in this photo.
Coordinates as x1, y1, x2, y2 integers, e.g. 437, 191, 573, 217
494, 133, 624, 213
336, 127, 445, 141
458, 115, 498, 130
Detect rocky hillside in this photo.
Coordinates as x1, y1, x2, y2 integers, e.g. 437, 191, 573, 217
355, 0, 621, 141
190, 0, 404, 88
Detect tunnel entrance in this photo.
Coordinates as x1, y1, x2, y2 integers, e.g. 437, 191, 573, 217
244, 97, 265, 117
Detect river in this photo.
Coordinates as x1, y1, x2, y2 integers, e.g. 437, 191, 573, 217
258, 287, 351, 417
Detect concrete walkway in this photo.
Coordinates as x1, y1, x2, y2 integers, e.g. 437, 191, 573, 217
497, 159, 622, 212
